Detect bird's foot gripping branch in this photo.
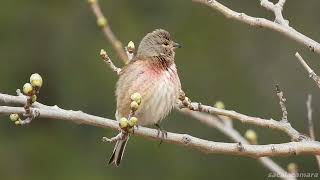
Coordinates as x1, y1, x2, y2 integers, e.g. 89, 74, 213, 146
102, 92, 141, 143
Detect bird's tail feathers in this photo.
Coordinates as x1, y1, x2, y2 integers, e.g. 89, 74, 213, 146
108, 136, 129, 167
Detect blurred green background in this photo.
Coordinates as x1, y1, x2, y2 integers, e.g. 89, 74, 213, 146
1, 0, 320, 179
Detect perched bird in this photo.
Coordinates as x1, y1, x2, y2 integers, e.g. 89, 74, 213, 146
109, 29, 182, 166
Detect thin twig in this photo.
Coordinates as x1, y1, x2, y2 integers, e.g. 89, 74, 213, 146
295, 52, 320, 88
193, 0, 320, 54
88, 0, 128, 63
125, 47, 134, 62
306, 94, 320, 170
306, 94, 315, 140
275, 85, 288, 122
100, 49, 121, 74
125, 41, 135, 62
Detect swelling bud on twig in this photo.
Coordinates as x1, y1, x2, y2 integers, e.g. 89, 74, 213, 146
130, 101, 139, 111
30, 73, 43, 88
127, 41, 135, 53
23, 83, 33, 95
9, 113, 20, 122
214, 101, 225, 109
119, 117, 128, 129
287, 163, 298, 173
97, 17, 107, 27
244, 129, 258, 144
128, 117, 138, 127
100, 49, 108, 59
130, 92, 142, 105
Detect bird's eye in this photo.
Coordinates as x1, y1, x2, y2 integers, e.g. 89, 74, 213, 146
163, 42, 169, 46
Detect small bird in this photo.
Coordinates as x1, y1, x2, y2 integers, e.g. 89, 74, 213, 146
108, 29, 182, 166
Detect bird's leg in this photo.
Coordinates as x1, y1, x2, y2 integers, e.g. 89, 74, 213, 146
155, 123, 167, 145
102, 131, 128, 143
130, 125, 140, 135
103, 92, 141, 143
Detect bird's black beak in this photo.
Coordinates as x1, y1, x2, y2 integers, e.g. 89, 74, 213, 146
173, 42, 182, 48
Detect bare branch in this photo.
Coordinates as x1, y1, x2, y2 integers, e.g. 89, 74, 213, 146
277, 0, 287, 7
178, 108, 295, 180
193, 0, 320, 54
295, 52, 320, 88
88, 0, 128, 63
260, 0, 289, 26
178, 99, 305, 142
1, 92, 320, 158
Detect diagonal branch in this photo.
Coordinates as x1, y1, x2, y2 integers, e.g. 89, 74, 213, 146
100, 49, 121, 74
305, 94, 320, 170
193, 0, 320, 54
1, 92, 320, 158
306, 94, 315, 140
88, 0, 128, 63
295, 52, 320, 88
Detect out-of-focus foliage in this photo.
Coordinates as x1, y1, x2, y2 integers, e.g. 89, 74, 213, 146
1, 0, 320, 179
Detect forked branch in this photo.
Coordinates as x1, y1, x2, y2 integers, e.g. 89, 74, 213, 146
193, 0, 320, 54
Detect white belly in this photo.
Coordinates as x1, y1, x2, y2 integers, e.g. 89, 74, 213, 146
138, 64, 181, 126
115, 64, 181, 126
136, 74, 178, 126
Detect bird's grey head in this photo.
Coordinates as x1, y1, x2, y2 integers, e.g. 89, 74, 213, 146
136, 29, 181, 60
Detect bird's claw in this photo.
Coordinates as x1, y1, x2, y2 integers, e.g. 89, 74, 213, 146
102, 132, 128, 143
155, 123, 167, 145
